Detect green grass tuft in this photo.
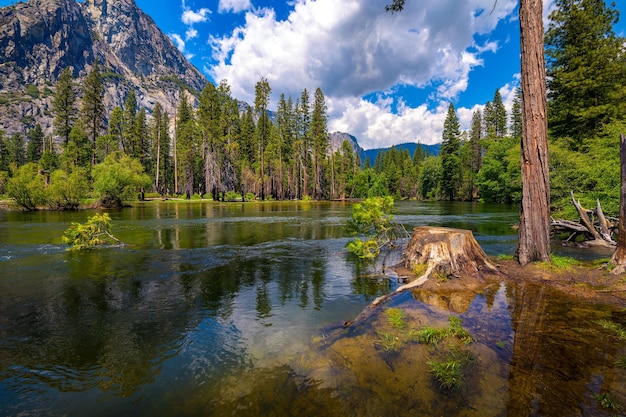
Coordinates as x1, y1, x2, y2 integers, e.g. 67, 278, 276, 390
385, 308, 406, 329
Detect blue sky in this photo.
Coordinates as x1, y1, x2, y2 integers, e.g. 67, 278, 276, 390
1, 0, 625, 148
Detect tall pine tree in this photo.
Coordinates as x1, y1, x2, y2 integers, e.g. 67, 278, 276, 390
52, 67, 76, 144
546, 0, 626, 145
81, 61, 105, 166
440, 103, 462, 201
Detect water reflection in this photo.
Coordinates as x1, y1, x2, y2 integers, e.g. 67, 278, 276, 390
303, 281, 626, 417
5, 201, 622, 416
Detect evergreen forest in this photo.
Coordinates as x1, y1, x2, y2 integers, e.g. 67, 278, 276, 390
0, 0, 624, 218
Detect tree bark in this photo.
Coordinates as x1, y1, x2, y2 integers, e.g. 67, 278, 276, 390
611, 133, 626, 274
516, 0, 551, 265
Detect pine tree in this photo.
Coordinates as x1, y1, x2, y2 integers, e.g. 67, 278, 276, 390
53, 67, 76, 144
484, 89, 507, 138
546, 0, 626, 144
468, 109, 483, 199
108, 107, 123, 152
254, 78, 271, 200
510, 87, 523, 139
7, 132, 26, 167
26, 124, 44, 163
198, 83, 223, 200
440, 103, 462, 201
122, 90, 138, 155
297, 89, 311, 197
310, 88, 329, 200
81, 60, 105, 166
176, 91, 196, 197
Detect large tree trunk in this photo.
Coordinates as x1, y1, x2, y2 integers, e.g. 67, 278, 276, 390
611, 133, 626, 274
516, 0, 551, 265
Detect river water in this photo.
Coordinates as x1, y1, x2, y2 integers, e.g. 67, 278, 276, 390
0, 201, 624, 416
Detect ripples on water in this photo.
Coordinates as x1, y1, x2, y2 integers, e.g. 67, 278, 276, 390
0, 201, 624, 416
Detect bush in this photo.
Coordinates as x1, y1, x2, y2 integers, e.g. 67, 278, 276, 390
92, 153, 151, 207
46, 168, 89, 210
6, 163, 46, 210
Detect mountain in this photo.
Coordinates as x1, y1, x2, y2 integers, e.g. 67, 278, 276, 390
0, 0, 207, 137
361, 142, 441, 165
329, 131, 364, 155
329, 133, 440, 165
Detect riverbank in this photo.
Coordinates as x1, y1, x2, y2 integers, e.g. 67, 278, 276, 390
391, 256, 626, 309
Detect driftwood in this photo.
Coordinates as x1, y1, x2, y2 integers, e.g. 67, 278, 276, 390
551, 191, 616, 248
371, 227, 500, 306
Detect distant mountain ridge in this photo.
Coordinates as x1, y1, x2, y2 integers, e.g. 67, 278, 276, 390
362, 142, 441, 164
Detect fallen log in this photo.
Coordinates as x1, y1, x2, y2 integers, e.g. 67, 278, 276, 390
550, 192, 616, 248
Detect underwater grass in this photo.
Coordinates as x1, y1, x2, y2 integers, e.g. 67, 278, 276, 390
427, 359, 463, 390
375, 331, 403, 352
427, 347, 475, 390
597, 319, 626, 342
594, 392, 622, 412
385, 308, 406, 329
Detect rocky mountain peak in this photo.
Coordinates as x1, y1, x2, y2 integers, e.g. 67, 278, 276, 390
0, 0, 207, 138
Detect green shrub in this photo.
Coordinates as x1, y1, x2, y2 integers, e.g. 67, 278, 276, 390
6, 163, 46, 210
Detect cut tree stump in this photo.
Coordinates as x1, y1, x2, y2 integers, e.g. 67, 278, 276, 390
371, 227, 500, 306
400, 226, 499, 290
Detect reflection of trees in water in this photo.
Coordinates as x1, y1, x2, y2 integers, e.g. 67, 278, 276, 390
507, 283, 625, 416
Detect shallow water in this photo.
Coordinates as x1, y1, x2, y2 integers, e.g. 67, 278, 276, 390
0, 201, 623, 416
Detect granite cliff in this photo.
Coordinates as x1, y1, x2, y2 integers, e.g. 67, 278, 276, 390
0, 0, 207, 137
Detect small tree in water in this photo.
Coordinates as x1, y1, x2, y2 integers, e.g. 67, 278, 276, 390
345, 196, 406, 259
62, 213, 124, 250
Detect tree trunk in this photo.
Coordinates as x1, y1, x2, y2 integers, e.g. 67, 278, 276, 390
611, 133, 626, 274
516, 0, 551, 265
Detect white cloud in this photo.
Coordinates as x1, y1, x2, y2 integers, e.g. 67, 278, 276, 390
207, 0, 519, 147
170, 33, 186, 52
219, 0, 252, 14
186, 27, 198, 41
182, 8, 211, 25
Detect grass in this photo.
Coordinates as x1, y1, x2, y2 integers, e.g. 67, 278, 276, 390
536, 254, 580, 271
411, 316, 473, 345
385, 308, 406, 329
375, 331, 404, 352
427, 359, 463, 390
615, 356, 626, 369
427, 348, 475, 390
496, 254, 514, 261
594, 392, 622, 412
495, 340, 507, 349
597, 319, 626, 342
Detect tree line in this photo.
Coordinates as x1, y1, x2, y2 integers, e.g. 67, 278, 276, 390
0, 0, 624, 216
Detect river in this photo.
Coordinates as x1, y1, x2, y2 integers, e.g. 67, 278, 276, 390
0, 201, 624, 416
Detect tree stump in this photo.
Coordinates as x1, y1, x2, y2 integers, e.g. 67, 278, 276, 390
398, 226, 499, 292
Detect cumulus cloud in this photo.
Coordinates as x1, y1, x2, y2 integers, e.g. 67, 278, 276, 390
182, 8, 211, 25
207, 0, 519, 148
219, 0, 252, 14
186, 28, 198, 41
